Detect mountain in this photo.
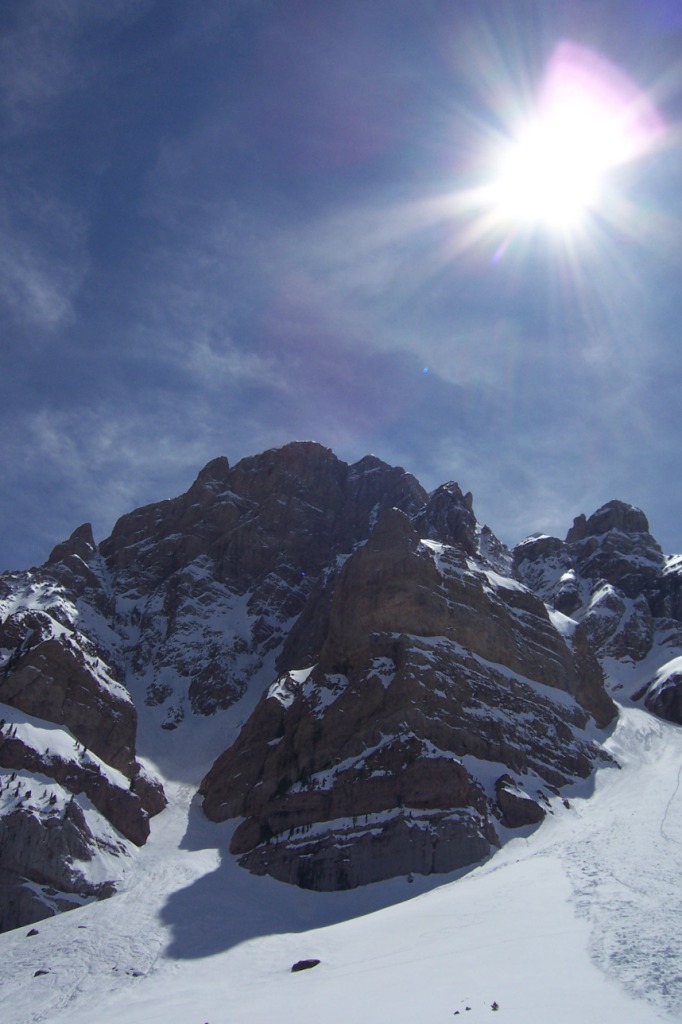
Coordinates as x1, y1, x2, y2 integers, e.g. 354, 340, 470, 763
0, 441, 680, 939
513, 501, 682, 713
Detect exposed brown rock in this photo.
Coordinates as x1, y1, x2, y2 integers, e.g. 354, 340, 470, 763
566, 500, 664, 598
0, 729, 162, 845
642, 673, 682, 723
0, 799, 116, 933
318, 510, 613, 728
97, 442, 427, 718
0, 521, 167, 931
495, 775, 546, 828
0, 618, 137, 775
100, 442, 426, 590
201, 504, 614, 890
514, 500, 669, 684
291, 959, 320, 972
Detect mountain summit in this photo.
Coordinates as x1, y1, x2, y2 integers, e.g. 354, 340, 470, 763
0, 442, 680, 930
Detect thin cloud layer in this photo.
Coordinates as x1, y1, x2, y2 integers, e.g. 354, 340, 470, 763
1, 0, 682, 571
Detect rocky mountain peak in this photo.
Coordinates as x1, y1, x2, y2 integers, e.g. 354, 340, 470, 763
362, 504, 417, 549
568, 501, 663, 600
2, 442, 682, 925
566, 500, 653, 543
47, 523, 97, 567
514, 497, 682, 718
517, 498, 665, 606
191, 455, 231, 490
412, 482, 477, 554
227, 441, 341, 498
200, 473, 615, 888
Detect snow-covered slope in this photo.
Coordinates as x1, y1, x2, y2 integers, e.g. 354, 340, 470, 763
0, 703, 679, 1024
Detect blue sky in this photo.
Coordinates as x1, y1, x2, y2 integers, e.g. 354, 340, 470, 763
2, 0, 682, 571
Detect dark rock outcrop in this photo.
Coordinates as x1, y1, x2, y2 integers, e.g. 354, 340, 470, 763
566, 501, 664, 599
649, 557, 682, 623
0, 795, 118, 933
0, 614, 137, 775
495, 775, 546, 828
514, 501, 667, 668
514, 503, 682, 723
0, 727, 162, 845
0, 443, 432, 926
641, 666, 682, 723
98, 442, 428, 719
412, 482, 477, 554
291, 959, 321, 972
515, 501, 665, 610
201, 504, 614, 890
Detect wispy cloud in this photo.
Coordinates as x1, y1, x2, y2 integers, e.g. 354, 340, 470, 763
0, 182, 88, 333
2, 402, 218, 561
0, 0, 154, 131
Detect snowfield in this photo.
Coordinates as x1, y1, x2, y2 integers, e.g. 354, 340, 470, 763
1, 705, 681, 1023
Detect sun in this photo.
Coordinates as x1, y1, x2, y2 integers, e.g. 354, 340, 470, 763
478, 42, 665, 242
492, 105, 617, 233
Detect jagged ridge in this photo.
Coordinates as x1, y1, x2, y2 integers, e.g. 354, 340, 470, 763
1, 442, 681, 927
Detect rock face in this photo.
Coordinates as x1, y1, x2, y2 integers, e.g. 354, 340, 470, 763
200, 495, 615, 890
0, 796, 118, 934
515, 500, 665, 607
0, 612, 137, 774
2, 441, 681, 914
0, 443, 429, 928
514, 503, 682, 721
0, 536, 167, 931
98, 443, 427, 724
514, 501, 664, 659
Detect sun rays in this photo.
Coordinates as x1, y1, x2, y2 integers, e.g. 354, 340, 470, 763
485, 42, 665, 239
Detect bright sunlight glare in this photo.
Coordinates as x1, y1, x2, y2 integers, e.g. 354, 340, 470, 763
485, 42, 665, 238
495, 108, 612, 231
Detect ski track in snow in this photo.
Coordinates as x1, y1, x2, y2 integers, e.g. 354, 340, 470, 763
0, 782, 210, 1024
553, 711, 682, 1018
1, 708, 681, 1023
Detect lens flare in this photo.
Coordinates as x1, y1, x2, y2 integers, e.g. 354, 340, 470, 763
487, 43, 665, 236
432, 38, 667, 270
